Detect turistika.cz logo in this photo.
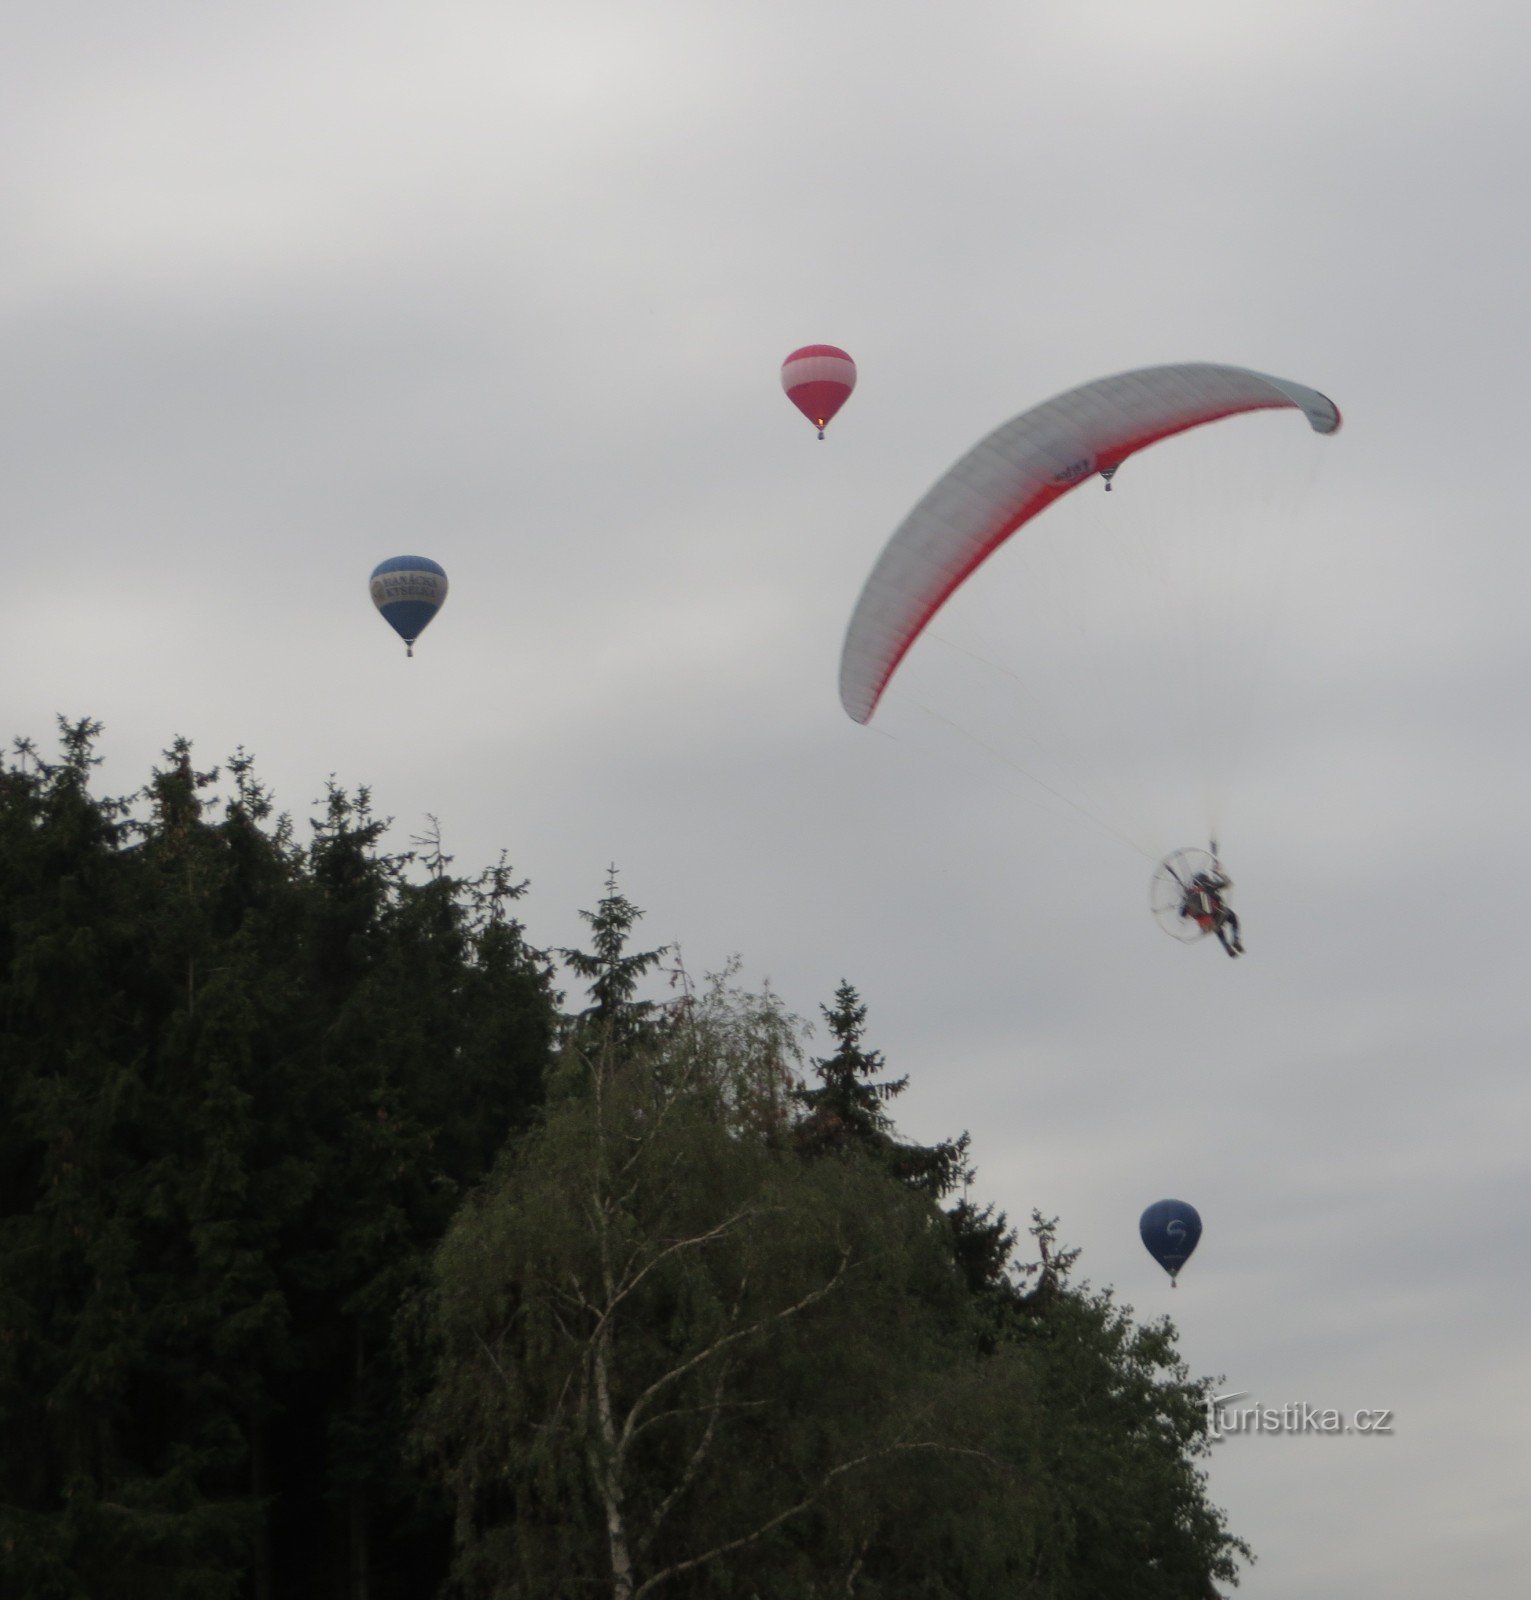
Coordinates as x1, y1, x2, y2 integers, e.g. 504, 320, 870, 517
1207, 1392, 1394, 1439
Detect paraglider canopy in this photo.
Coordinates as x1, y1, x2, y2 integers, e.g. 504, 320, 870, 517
781, 344, 856, 439
370, 556, 447, 657
1140, 1199, 1203, 1285
839, 362, 1340, 724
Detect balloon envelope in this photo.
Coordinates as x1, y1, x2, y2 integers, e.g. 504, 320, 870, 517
370, 556, 448, 654
781, 344, 856, 436
1140, 1199, 1202, 1281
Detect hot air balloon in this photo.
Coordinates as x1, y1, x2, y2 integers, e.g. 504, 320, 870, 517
782, 345, 856, 439
839, 363, 1340, 724
1139, 1199, 1203, 1286
370, 556, 447, 657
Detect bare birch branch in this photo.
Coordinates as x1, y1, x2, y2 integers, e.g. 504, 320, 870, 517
633, 1359, 731, 1559
602, 1203, 761, 1321
618, 1247, 853, 1452
631, 1441, 1009, 1598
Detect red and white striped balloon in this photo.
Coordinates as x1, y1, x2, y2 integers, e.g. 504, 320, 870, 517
781, 345, 856, 439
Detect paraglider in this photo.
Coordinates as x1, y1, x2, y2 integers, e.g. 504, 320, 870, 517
781, 345, 856, 439
370, 556, 447, 657
838, 362, 1340, 725
1140, 1199, 1202, 1286
1150, 846, 1243, 957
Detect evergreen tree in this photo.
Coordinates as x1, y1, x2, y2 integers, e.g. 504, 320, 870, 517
996, 1218, 1251, 1599
557, 868, 670, 1059
0, 723, 560, 1598
793, 981, 964, 1194
786, 983, 1247, 1594
1, 722, 1248, 1598
0, 726, 281, 1594
794, 982, 1015, 1311
792, 980, 903, 1153
417, 974, 1250, 1598
255, 783, 558, 1598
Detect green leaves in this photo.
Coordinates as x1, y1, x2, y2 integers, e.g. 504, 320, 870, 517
420, 999, 985, 1599
418, 981, 1249, 1599
1, 722, 1247, 1598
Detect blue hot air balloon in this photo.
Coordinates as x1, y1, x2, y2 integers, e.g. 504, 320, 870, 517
1139, 1199, 1202, 1286
370, 557, 447, 656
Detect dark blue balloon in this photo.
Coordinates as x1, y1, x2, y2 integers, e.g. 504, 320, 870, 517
370, 556, 448, 657
1139, 1199, 1202, 1283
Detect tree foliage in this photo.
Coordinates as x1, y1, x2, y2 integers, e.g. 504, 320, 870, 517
417, 945, 1249, 1598
417, 970, 1016, 1600
1, 720, 1247, 1598
0, 722, 558, 1597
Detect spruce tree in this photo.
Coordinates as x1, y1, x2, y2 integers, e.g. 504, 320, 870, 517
557, 867, 671, 1059
1, 724, 1249, 1598
794, 982, 1015, 1308
793, 981, 964, 1192
792, 981, 903, 1154
0, 724, 561, 1598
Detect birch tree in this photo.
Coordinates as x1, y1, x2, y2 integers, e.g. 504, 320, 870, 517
417, 972, 1016, 1599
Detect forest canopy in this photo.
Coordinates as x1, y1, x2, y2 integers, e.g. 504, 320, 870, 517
0, 720, 1247, 1599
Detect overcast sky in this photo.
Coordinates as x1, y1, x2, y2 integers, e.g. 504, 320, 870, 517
5, 3, 1529, 1591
